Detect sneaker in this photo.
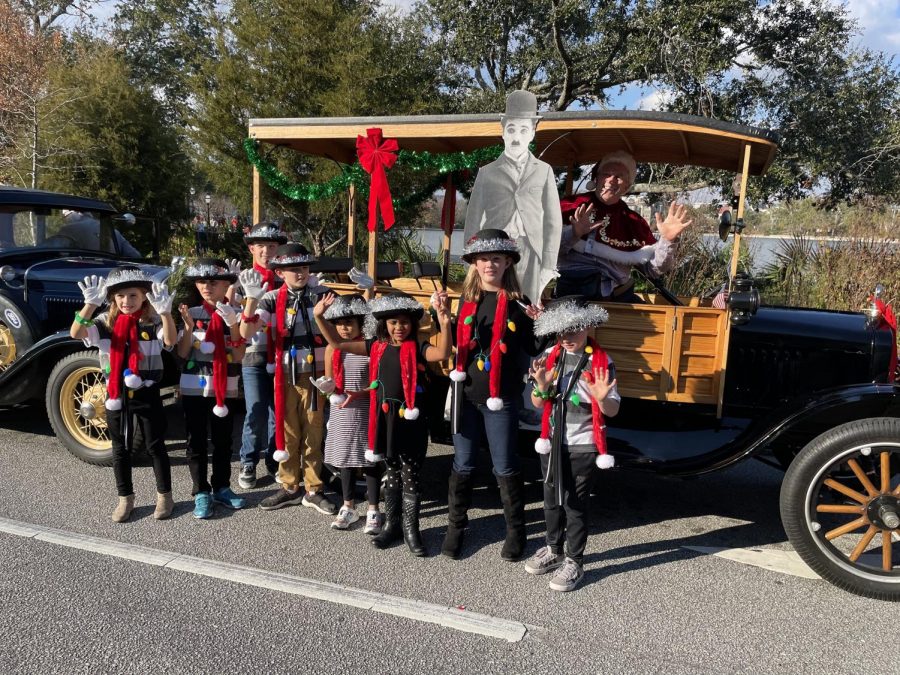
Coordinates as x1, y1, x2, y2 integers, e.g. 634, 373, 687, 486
238, 466, 257, 490
302, 491, 337, 515
213, 486, 247, 510
259, 488, 304, 511
548, 558, 584, 592
364, 510, 384, 535
330, 505, 360, 530
193, 492, 213, 519
524, 546, 565, 576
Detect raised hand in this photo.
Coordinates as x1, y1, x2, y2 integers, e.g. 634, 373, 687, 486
78, 275, 107, 307
569, 201, 599, 239
215, 301, 239, 327
313, 292, 335, 318
529, 355, 551, 391
586, 365, 617, 402
655, 201, 693, 242
348, 267, 374, 289
432, 291, 451, 326
523, 302, 543, 321
225, 258, 242, 276
179, 304, 194, 331
238, 269, 265, 300
147, 281, 173, 315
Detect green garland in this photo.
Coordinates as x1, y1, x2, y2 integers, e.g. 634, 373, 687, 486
243, 137, 504, 206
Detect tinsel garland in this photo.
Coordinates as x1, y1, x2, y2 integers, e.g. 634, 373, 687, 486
243, 137, 507, 205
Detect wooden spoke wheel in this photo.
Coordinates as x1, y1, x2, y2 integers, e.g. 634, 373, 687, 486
0, 321, 17, 370
46, 350, 113, 466
781, 418, 900, 600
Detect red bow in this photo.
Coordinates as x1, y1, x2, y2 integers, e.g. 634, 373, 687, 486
356, 127, 398, 232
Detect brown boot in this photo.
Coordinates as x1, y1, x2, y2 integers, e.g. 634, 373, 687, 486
111, 495, 135, 523
153, 492, 174, 520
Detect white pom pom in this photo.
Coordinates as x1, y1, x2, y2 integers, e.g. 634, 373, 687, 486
105, 398, 122, 411
534, 437, 551, 454
486, 397, 503, 411
124, 373, 143, 389
212, 404, 229, 418
199, 341, 216, 354
329, 393, 347, 406
272, 449, 289, 463
364, 449, 384, 463
449, 369, 466, 382
266, 362, 276, 374
403, 406, 420, 420
596, 453, 615, 469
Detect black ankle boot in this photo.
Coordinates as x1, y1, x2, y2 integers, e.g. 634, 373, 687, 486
441, 470, 474, 559
372, 488, 402, 549
497, 473, 527, 561
402, 492, 426, 557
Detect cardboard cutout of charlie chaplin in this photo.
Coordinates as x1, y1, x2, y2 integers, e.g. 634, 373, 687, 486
463, 91, 562, 302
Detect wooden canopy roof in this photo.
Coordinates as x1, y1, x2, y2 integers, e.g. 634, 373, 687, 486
249, 110, 779, 176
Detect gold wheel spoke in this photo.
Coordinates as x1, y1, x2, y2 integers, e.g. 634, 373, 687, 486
816, 504, 864, 514
825, 516, 867, 541
849, 526, 879, 562
824, 478, 869, 505
881, 452, 891, 493
883, 531, 893, 572
847, 458, 879, 497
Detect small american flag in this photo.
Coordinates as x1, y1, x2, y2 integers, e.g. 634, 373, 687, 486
712, 289, 728, 310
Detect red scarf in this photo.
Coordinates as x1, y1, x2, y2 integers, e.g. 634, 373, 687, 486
538, 338, 609, 459
332, 348, 346, 395
201, 302, 228, 411
366, 339, 418, 453
452, 292, 508, 403
107, 312, 142, 402
254, 262, 277, 370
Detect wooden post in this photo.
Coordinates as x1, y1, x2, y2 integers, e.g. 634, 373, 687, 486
252, 166, 262, 225
366, 228, 377, 300
347, 184, 356, 260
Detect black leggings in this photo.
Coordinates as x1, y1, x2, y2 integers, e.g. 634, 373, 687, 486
107, 387, 171, 497
339, 466, 381, 505
540, 451, 597, 565
183, 395, 235, 495
383, 448, 425, 495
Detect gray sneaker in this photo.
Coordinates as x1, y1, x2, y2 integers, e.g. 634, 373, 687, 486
302, 491, 338, 515
525, 546, 564, 575
548, 558, 584, 592
238, 466, 257, 490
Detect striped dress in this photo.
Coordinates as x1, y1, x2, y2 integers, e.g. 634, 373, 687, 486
178, 305, 242, 399
324, 352, 372, 468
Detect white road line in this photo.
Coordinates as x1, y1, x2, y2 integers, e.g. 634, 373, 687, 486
684, 545, 821, 580
0, 516, 527, 642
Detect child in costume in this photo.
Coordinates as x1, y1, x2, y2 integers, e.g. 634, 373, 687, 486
235, 223, 288, 489
525, 296, 620, 592
239, 243, 336, 515
443, 229, 545, 561
177, 258, 247, 519
312, 293, 382, 533
314, 290, 452, 556
71, 267, 177, 522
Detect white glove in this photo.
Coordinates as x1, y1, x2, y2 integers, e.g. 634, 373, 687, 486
215, 301, 239, 327
348, 267, 374, 289
238, 269, 265, 300
78, 275, 107, 307
225, 258, 242, 275
312, 376, 336, 394
147, 282, 173, 315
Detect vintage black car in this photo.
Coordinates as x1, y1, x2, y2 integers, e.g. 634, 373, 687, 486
246, 110, 900, 600
0, 186, 168, 464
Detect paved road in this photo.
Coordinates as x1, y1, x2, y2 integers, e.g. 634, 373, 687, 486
0, 403, 893, 674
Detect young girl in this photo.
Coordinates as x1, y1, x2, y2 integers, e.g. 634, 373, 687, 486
443, 228, 544, 561
178, 258, 247, 519
312, 293, 382, 532
315, 290, 451, 556
71, 267, 177, 522
526, 295, 620, 592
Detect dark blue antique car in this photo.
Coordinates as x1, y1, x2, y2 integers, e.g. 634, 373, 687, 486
246, 110, 900, 599
0, 186, 168, 464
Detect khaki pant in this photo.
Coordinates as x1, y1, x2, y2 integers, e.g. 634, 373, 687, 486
279, 374, 324, 492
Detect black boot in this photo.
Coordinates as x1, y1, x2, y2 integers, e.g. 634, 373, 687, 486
497, 473, 527, 561
441, 470, 474, 559
402, 492, 427, 557
372, 488, 402, 549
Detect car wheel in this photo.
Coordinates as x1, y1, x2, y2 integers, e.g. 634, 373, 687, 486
780, 418, 899, 600
46, 350, 113, 466
0, 296, 35, 371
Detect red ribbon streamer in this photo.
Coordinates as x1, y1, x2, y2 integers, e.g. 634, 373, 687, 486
876, 298, 897, 382
356, 127, 398, 232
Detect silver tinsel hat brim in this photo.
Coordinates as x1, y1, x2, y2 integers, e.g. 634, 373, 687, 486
106, 268, 152, 292
244, 225, 287, 243
368, 295, 424, 319
533, 301, 609, 337
462, 237, 520, 261
323, 296, 370, 321
268, 254, 317, 268
183, 263, 236, 281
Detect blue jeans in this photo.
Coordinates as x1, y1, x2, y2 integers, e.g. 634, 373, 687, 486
452, 397, 520, 477
239, 363, 276, 470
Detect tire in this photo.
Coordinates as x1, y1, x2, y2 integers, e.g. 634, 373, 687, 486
0, 295, 35, 371
46, 350, 113, 466
780, 418, 900, 601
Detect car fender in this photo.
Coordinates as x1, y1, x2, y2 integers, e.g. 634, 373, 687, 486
0, 291, 39, 354
0, 331, 91, 405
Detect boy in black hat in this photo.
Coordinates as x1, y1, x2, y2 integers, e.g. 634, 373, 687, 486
239, 243, 337, 515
